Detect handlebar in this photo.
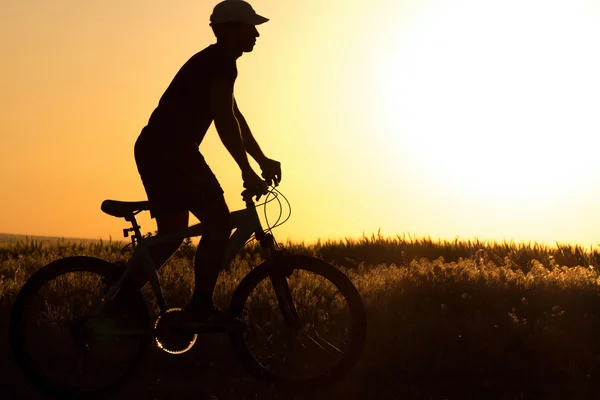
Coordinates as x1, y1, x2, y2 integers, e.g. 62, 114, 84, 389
241, 182, 272, 204
240, 184, 291, 234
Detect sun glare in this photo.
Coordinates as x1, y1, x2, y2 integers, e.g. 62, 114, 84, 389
373, 0, 600, 203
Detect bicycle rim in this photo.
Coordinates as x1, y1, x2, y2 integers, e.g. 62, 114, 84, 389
228, 255, 367, 390
10, 257, 149, 397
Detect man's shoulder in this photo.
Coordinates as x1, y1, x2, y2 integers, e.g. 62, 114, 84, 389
182, 45, 235, 75
187, 44, 233, 64
185, 45, 217, 66
180, 45, 237, 79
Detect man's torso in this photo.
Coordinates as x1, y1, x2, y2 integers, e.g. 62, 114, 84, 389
140, 43, 238, 150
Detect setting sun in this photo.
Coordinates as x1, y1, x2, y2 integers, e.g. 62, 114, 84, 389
373, 0, 600, 201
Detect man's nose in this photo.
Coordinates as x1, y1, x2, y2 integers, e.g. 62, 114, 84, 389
253, 26, 259, 37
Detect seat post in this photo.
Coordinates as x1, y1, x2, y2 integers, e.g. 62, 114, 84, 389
126, 214, 144, 245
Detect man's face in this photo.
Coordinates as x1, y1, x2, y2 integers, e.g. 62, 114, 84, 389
233, 23, 260, 53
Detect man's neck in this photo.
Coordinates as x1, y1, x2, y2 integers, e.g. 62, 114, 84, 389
215, 41, 243, 59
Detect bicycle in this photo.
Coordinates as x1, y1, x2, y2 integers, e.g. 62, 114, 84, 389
10, 186, 367, 398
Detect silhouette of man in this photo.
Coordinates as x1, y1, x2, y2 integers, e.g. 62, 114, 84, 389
133, 0, 281, 321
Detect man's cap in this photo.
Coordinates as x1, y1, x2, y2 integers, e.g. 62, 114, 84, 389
210, 0, 269, 26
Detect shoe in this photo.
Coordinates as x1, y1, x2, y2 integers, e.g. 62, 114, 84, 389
181, 303, 229, 325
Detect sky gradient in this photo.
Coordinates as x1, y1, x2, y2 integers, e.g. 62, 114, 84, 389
3, 0, 600, 248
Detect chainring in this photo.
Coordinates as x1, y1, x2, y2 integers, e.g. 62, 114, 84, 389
153, 308, 198, 355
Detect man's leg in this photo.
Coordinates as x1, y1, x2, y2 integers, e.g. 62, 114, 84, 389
110, 210, 189, 317
128, 210, 189, 290
188, 194, 231, 311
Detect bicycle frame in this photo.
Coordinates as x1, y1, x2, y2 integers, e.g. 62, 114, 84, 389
93, 193, 276, 316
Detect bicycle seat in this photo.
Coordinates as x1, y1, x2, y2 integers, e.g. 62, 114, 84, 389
101, 200, 150, 219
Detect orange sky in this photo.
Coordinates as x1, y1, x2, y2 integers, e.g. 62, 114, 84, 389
3, 0, 600, 248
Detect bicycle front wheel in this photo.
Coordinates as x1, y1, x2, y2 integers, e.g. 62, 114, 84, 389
10, 256, 150, 398
228, 255, 367, 391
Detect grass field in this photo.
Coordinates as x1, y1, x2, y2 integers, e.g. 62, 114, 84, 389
3, 234, 600, 399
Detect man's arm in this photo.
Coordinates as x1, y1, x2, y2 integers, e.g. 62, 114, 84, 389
234, 98, 282, 186
210, 78, 265, 192
234, 98, 267, 165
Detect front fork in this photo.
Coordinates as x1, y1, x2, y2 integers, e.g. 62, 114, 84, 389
270, 275, 301, 327
258, 232, 300, 326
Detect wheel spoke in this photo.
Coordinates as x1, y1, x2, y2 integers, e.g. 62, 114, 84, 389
299, 329, 344, 356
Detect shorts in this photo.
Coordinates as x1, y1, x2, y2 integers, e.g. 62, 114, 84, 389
134, 130, 226, 219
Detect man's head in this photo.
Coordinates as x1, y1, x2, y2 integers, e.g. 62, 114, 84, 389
210, 0, 268, 53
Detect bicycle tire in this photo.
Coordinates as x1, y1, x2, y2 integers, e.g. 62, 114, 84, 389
228, 254, 367, 391
10, 256, 150, 398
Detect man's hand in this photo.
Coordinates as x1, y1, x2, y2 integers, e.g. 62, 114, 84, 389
242, 168, 269, 200
259, 158, 282, 187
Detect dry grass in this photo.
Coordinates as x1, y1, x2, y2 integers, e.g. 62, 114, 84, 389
3, 235, 600, 399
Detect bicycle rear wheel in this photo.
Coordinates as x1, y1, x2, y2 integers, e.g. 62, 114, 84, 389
10, 256, 150, 398
228, 255, 367, 391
